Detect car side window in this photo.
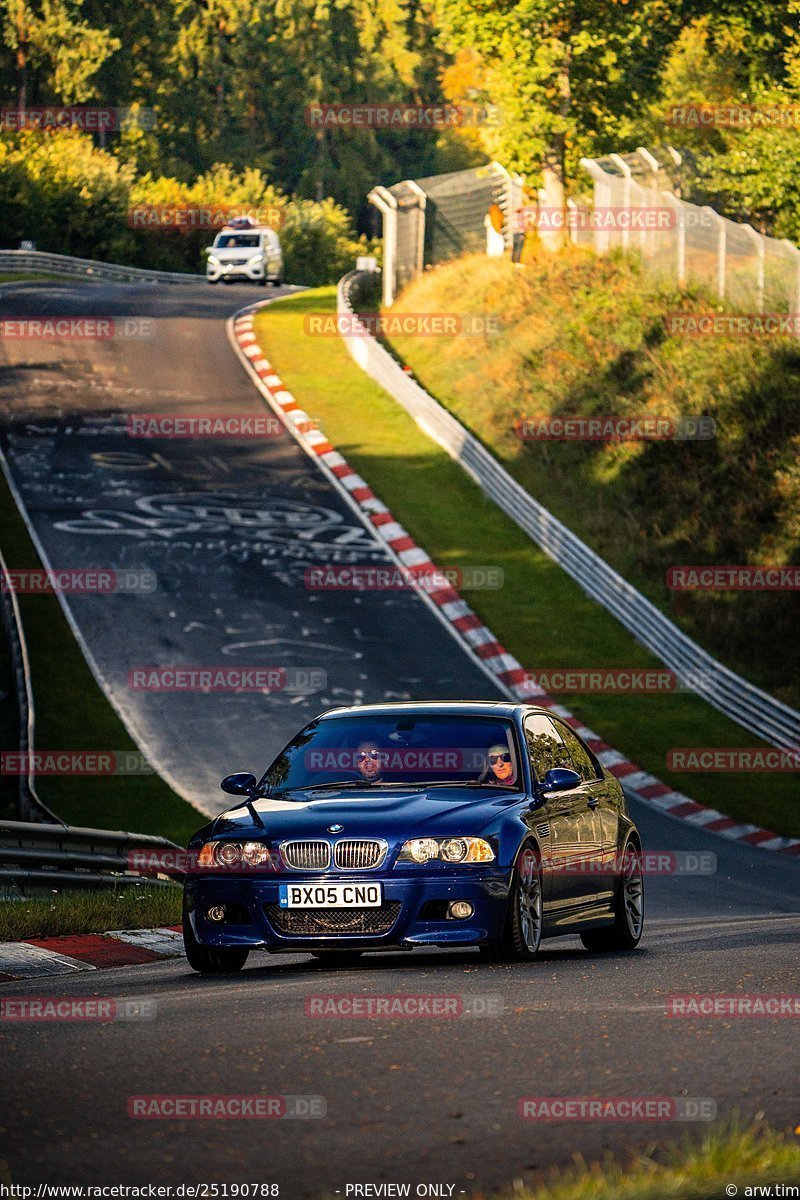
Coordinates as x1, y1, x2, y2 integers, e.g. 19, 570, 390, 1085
553, 721, 601, 783
523, 714, 572, 782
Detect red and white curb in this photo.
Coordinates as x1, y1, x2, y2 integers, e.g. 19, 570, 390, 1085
229, 303, 800, 861
0, 927, 183, 982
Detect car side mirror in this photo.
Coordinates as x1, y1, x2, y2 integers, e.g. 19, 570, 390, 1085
541, 767, 581, 794
220, 772, 257, 796
202, 247, 212, 256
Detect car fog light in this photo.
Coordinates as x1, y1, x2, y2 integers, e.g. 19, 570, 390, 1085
448, 901, 473, 920
207, 905, 226, 922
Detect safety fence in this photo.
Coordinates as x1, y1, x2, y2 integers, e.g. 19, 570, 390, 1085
577, 147, 800, 314
339, 268, 800, 751
369, 163, 524, 305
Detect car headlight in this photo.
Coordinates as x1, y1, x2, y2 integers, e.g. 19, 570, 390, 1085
247, 254, 265, 265
207, 255, 220, 266
398, 837, 494, 864
196, 840, 271, 870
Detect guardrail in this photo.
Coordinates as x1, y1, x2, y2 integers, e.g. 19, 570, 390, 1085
338, 268, 800, 751
0, 513, 185, 887
0, 820, 183, 893
0, 546, 59, 823
0, 248, 201, 285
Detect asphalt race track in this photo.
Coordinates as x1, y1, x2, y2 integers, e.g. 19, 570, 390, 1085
0, 279, 501, 809
1, 279, 799, 1194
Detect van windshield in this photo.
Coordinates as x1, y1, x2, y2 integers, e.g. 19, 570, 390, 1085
215, 234, 260, 248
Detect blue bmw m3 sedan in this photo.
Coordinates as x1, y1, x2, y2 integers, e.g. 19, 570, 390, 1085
182, 701, 645, 972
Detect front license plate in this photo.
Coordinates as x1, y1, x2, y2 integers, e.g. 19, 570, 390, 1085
278, 882, 383, 909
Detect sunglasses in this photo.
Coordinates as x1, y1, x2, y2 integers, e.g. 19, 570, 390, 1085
356, 750, 384, 763
488, 752, 512, 765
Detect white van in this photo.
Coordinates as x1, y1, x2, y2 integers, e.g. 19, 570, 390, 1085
205, 220, 284, 286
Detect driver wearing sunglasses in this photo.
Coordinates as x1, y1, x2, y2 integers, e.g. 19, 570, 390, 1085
355, 741, 386, 783
483, 742, 516, 786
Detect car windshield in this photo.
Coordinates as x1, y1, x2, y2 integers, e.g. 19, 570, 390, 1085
265, 715, 521, 793
215, 233, 260, 248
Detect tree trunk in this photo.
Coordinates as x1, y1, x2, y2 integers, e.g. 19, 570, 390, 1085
539, 44, 572, 252
540, 131, 567, 251
16, 47, 27, 110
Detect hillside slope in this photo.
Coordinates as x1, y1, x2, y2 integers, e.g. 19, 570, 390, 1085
388, 250, 800, 710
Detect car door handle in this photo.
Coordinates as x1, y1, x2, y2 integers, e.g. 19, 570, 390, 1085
586, 797, 600, 809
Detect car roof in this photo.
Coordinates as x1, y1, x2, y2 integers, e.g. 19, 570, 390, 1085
216, 225, 277, 235
317, 701, 537, 720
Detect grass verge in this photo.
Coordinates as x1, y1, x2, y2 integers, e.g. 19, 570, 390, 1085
0, 884, 182, 940
254, 288, 799, 837
0, 468, 201, 844
0, 273, 77, 283
499, 1122, 800, 1200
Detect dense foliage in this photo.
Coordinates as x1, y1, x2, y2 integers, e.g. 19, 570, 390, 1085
1, 1, 800, 256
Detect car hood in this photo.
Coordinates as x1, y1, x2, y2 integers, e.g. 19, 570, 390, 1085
207, 786, 523, 842
211, 248, 259, 262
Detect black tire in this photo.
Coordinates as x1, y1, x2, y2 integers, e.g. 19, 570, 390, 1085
310, 951, 364, 965
207, 279, 218, 285
258, 276, 268, 287
183, 899, 249, 974
580, 838, 644, 952
480, 841, 543, 962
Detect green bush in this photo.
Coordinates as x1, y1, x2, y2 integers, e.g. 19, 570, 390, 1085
0, 131, 370, 282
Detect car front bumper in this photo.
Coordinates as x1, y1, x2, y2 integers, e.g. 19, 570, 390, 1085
206, 262, 265, 281
185, 870, 512, 951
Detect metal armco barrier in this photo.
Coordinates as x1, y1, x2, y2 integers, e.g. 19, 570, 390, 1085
338, 269, 800, 751
0, 248, 201, 284
0, 546, 58, 823
0, 821, 184, 893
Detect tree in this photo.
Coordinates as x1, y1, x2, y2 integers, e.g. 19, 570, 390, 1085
0, 0, 119, 106
434, 0, 683, 244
